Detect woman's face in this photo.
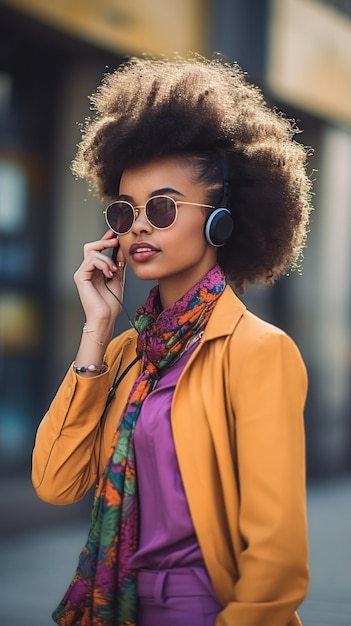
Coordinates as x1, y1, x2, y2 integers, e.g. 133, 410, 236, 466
118, 155, 217, 308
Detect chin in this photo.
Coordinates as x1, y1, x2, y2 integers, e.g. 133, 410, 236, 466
130, 264, 160, 281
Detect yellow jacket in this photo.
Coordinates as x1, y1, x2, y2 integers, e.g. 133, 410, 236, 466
32, 286, 308, 626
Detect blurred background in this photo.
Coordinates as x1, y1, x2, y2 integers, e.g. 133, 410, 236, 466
0, 0, 350, 625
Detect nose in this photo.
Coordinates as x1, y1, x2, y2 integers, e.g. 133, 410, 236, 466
131, 206, 152, 233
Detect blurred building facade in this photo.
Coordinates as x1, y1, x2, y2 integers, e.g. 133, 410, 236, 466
0, 0, 350, 479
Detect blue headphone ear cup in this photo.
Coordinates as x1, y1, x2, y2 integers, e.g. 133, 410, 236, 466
205, 208, 233, 247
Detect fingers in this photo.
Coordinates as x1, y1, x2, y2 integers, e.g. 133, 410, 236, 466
109, 238, 127, 284
79, 231, 125, 281
82, 230, 119, 270
83, 230, 116, 257
72, 232, 127, 324
110, 233, 127, 279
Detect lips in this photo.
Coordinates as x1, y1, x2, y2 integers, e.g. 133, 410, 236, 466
129, 242, 159, 255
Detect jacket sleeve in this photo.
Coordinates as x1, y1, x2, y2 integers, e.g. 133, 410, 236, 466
31, 364, 113, 505
31, 331, 137, 505
217, 328, 309, 626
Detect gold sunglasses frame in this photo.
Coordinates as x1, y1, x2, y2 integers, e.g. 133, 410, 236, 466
103, 194, 215, 234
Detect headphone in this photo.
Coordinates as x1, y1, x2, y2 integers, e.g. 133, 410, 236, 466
205, 208, 233, 247
204, 153, 234, 247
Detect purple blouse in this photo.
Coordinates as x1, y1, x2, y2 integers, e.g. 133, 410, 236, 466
129, 344, 203, 570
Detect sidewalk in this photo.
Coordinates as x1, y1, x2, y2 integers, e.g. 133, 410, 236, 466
0, 475, 350, 625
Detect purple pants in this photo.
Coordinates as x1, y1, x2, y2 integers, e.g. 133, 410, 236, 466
137, 567, 222, 626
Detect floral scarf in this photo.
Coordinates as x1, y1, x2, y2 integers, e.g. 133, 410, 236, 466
52, 264, 226, 626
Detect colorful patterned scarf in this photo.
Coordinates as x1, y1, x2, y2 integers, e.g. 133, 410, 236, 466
52, 264, 225, 626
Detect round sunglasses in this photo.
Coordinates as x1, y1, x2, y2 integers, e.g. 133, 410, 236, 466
103, 195, 215, 235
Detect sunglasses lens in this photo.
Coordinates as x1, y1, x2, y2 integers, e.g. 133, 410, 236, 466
106, 201, 134, 234
146, 197, 176, 228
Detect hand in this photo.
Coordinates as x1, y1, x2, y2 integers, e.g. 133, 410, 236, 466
73, 230, 126, 327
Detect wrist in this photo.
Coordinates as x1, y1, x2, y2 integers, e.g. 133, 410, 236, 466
73, 361, 108, 376
82, 324, 105, 346
82, 320, 114, 346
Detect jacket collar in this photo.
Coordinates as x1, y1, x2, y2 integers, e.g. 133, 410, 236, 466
203, 285, 246, 341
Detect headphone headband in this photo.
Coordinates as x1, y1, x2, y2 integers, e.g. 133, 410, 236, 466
204, 152, 233, 247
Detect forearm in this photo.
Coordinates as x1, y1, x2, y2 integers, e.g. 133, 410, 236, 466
74, 320, 115, 377
32, 329, 138, 505
215, 475, 308, 626
31, 365, 111, 504
220, 330, 309, 625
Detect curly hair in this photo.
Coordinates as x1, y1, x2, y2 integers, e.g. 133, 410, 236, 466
72, 54, 313, 292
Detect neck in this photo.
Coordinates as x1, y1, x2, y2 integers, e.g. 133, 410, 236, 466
158, 262, 218, 310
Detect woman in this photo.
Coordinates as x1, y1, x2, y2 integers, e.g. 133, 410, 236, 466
32, 55, 312, 626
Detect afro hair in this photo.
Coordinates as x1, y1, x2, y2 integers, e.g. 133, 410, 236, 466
72, 54, 313, 292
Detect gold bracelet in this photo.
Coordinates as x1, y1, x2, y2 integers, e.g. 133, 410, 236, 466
82, 324, 104, 346
73, 362, 108, 375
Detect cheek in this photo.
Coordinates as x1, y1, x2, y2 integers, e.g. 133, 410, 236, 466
180, 220, 208, 252
164, 231, 210, 268
171, 212, 207, 247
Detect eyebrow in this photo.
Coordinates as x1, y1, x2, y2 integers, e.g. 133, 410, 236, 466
117, 187, 185, 202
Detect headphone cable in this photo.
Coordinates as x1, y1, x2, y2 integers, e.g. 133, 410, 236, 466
104, 277, 139, 333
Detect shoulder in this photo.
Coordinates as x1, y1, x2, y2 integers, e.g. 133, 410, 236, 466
226, 308, 308, 399
236, 307, 288, 343
210, 285, 293, 345
211, 286, 306, 371
232, 307, 304, 368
